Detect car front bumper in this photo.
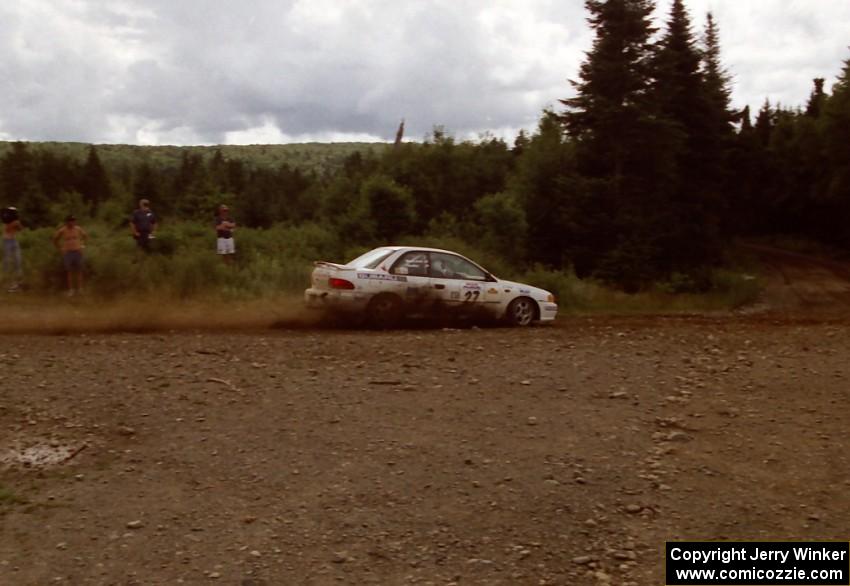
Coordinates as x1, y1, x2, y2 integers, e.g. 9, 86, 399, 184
538, 302, 559, 321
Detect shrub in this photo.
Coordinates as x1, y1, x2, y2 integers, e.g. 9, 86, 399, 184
518, 266, 585, 310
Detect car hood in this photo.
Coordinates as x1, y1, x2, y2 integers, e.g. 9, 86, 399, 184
496, 279, 553, 300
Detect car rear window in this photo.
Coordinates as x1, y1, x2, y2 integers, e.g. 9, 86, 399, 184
345, 248, 395, 269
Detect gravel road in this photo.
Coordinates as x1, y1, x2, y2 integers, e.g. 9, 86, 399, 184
2, 314, 848, 585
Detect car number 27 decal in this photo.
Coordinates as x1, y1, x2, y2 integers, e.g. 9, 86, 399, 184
463, 290, 480, 302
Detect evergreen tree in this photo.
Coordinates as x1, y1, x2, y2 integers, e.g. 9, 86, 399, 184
0, 142, 50, 226
209, 149, 228, 191
37, 151, 80, 201
225, 158, 247, 196
754, 100, 774, 147
727, 103, 761, 233
512, 129, 530, 157
133, 162, 161, 209
361, 175, 416, 242
738, 100, 780, 233
650, 0, 724, 270
701, 13, 734, 128
78, 145, 112, 216
474, 191, 528, 263
739, 105, 753, 133
241, 168, 281, 228
562, 0, 684, 286
805, 78, 827, 118
172, 151, 217, 218
821, 56, 850, 244
562, 0, 658, 183
514, 112, 577, 268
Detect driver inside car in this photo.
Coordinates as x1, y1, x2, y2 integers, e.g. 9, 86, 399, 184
434, 259, 452, 278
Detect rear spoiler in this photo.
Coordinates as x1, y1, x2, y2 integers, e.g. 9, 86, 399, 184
313, 261, 352, 270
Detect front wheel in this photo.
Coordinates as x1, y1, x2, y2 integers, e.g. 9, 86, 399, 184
366, 294, 402, 329
504, 297, 537, 327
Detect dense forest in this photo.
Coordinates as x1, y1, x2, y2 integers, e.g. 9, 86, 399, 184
2, 0, 849, 292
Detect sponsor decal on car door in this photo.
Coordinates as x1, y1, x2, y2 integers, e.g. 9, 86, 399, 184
428, 252, 493, 307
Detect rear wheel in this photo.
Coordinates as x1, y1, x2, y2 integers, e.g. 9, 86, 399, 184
366, 294, 402, 329
504, 297, 537, 327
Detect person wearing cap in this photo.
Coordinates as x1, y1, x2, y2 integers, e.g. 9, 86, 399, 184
214, 204, 236, 263
130, 198, 157, 252
2, 206, 23, 291
52, 215, 88, 296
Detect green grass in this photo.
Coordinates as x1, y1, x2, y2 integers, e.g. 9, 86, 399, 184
517, 266, 762, 315
0, 485, 26, 507
9, 221, 331, 300
2, 220, 764, 327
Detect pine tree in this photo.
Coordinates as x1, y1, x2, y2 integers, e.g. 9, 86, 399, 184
134, 162, 161, 208
821, 56, 850, 244
701, 13, 734, 129
37, 151, 80, 201
1, 142, 50, 226
740, 100, 779, 233
653, 0, 705, 134
562, 0, 658, 184
79, 145, 112, 216
805, 78, 827, 118
739, 105, 753, 133
513, 111, 575, 267
700, 12, 736, 228
172, 151, 216, 218
754, 100, 774, 147
560, 0, 682, 287
650, 0, 725, 269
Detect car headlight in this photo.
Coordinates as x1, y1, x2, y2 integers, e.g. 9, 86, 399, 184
547, 294, 556, 303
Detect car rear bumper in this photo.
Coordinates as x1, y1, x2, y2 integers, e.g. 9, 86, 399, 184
304, 288, 370, 312
538, 302, 559, 321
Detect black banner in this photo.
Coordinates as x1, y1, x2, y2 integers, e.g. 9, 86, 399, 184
666, 542, 849, 585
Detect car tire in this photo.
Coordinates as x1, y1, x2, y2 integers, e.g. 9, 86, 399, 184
367, 294, 402, 329
504, 297, 537, 327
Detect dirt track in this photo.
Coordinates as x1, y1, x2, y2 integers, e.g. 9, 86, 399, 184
1, 249, 850, 585
743, 243, 850, 313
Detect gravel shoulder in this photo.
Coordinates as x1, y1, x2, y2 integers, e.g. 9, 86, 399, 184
1, 316, 848, 585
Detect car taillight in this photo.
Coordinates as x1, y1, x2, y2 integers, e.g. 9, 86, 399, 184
329, 278, 355, 290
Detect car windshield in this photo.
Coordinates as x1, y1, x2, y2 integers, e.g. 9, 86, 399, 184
345, 248, 395, 269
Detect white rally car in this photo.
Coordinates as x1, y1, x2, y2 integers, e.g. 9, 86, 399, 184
304, 246, 558, 327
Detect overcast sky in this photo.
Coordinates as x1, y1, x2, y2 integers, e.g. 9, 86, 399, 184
2, 0, 848, 146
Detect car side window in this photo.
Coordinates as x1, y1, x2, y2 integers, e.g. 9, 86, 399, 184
390, 251, 430, 277
430, 252, 488, 281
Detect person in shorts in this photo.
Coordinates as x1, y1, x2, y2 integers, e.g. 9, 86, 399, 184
2, 206, 23, 290
130, 198, 157, 252
214, 205, 236, 263
52, 215, 88, 296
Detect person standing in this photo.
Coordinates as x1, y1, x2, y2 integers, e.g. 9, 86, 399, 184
131, 198, 157, 252
52, 215, 88, 296
214, 204, 236, 263
2, 206, 23, 291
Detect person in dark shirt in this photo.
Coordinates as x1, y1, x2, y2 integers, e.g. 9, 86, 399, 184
2, 206, 24, 291
130, 199, 157, 252
214, 204, 236, 263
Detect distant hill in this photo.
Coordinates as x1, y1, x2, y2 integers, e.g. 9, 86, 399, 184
0, 141, 391, 175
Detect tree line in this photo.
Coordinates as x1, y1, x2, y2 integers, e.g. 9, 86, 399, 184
1, 0, 848, 291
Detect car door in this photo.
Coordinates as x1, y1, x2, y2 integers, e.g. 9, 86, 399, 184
428, 252, 494, 309
388, 250, 433, 307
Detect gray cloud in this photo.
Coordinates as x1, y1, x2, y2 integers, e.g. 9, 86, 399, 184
1, 0, 848, 145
